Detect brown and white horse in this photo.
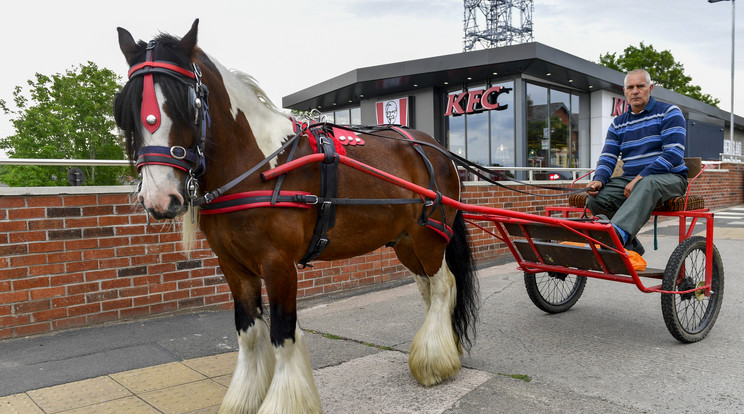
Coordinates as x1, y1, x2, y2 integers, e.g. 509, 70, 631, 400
114, 20, 478, 414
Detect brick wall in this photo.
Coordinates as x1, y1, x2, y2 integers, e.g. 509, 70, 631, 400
1, 163, 742, 339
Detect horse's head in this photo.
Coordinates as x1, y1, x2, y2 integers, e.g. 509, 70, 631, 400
114, 19, 207, 220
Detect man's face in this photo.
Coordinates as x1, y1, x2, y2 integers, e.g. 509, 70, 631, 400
624, 72, 654, 113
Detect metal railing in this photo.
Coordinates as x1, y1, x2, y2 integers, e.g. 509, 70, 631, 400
3, 159, 726, 187
458, 166, 594, 184
719, 153, 744, 163
1, 158, 593, 183
0, 158, 129, 167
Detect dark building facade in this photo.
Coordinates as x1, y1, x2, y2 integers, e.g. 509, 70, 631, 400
283, 42, 743, 172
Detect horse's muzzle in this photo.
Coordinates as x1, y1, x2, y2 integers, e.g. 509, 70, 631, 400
143, 194, 186, 220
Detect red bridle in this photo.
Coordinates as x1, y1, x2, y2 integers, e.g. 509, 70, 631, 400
128, 41, 198, 134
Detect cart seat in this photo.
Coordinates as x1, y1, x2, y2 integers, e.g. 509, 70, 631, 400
567, 193, 705, 212
569, 157, 705, 212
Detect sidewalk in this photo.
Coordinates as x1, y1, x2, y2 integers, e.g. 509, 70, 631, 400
2, 206, 743, 413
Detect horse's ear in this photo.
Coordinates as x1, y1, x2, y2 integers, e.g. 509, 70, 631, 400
177, 19, 199, 59
117, 27, 141, 66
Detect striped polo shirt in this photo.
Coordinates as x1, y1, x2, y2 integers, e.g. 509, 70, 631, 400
594, 96, 688, 184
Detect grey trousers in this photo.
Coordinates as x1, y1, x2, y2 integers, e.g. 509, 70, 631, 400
586, 173, 688, 237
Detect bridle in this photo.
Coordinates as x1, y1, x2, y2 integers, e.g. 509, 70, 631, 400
127, 40, 210, 207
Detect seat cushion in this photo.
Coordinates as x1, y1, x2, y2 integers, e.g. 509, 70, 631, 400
568, 193, 588, 208
656, 195, 705, 212
566, 192, 704, 212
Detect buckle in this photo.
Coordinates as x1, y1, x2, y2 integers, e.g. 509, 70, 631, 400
170, 146, 187, 160
303, 195, 319, 205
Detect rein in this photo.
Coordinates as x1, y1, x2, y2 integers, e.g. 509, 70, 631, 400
334, 124, 589, 197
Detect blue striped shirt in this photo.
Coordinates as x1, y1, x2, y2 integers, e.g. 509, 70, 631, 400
594, 96, 688, 184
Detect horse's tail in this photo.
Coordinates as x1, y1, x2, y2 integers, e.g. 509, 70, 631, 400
445, 210, 479, 352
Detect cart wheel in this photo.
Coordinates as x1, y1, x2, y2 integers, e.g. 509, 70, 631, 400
661, 236, 724, 343
524, 271, 586, 313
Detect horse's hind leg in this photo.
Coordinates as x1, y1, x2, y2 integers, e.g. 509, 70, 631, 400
259, 260, 321, 414
219, 273, 275, 414
395, 239, 461, 387
409, 258, 461, 386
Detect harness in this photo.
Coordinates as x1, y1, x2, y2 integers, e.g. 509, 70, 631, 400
269, 121, 451, 267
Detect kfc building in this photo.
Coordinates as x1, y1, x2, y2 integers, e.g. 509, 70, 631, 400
283, 42, 743, 173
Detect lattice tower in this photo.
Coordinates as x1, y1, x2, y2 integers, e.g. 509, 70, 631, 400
463, 0, 534, 51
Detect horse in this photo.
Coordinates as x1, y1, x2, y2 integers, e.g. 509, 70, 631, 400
114, 19, 478, 414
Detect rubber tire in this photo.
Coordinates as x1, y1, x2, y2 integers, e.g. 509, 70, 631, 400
661, 236, 724, 343
524, 271, 587, 313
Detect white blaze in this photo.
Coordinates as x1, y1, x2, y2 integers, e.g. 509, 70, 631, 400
137, 84, 185, 214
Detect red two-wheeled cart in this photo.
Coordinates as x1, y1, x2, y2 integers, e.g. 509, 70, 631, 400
267, 150, 723, 343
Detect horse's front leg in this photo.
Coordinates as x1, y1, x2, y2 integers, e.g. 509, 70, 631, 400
259, 260, 321, 414
219, 269, 275, 414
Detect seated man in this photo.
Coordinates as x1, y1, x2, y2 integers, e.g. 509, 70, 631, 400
586, 69, 688, 255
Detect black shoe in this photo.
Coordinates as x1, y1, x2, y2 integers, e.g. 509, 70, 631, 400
594, 214, 610, 222
625, 237, 645, 256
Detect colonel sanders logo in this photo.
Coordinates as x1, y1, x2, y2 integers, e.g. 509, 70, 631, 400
376, 97, 408, 126
384, 101, 398, 124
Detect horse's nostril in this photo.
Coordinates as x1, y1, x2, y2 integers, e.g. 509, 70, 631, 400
167, 195, 183, 214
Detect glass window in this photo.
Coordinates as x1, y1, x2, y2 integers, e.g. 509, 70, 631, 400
526, 84, 582, 171
466, 85, 489, 165
490, 81, 515, 167
445, 89, 466, 157
350, 107, 361, 125
550, 89, 570, 168
334, 109, 350, 125
466, 111, 489, 165
526, 84, 548, 168
570, 94, 580, 167
447, 118, 466, 158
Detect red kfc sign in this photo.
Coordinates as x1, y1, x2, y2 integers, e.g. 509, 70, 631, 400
611, 97, 629, 116
444, 86, 511, 116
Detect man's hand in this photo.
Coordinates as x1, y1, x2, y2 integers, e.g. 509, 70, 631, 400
624, 175, 643, 198
586, 180, 603, 196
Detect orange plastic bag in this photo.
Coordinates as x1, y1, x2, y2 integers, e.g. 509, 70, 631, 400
626, 250, 647, 271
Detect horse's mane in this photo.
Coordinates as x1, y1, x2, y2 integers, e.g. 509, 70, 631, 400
215, 63, 294, 164
228, 69, 286, 118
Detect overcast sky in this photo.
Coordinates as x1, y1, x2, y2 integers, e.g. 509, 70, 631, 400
0, 0, 740, 146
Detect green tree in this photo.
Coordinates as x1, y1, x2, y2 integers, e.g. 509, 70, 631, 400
599, 42, 720, 107
0, 62, 128, 186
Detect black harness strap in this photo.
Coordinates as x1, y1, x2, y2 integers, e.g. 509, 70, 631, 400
299, 129, 340, 267
390, 126, 454, 242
